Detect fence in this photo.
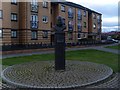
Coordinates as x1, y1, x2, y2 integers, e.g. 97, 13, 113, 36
2, 40, 115, 51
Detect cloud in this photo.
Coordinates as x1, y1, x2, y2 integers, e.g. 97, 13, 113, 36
67, 0, 119, 32
67, 0, 119, 6
102, 26, 118, 32
102, 17, 118, 26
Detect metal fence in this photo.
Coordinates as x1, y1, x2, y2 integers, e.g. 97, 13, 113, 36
2, 40, 115, 51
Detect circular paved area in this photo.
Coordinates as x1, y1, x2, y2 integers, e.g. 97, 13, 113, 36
1, 61, 113, 89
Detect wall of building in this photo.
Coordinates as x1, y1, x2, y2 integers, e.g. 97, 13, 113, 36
2, 2, 11, 45
0, 1, 102, 48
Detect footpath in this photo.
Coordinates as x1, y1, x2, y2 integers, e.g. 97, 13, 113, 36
2, 43, 119, 59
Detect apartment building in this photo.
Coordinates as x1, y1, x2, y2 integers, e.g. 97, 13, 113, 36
88, 10, 102, 40
0, 0, 102, 50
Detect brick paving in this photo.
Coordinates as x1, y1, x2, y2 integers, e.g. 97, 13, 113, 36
1, 61, 113, 89
89, 73, 119, 88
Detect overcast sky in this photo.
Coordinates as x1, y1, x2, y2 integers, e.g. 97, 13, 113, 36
67, 0, 119, 32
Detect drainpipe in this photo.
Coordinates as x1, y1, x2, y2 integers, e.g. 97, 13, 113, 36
26, 2, 28, 48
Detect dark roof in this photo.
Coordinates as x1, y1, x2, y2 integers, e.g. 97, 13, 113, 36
51, 1, 102, 15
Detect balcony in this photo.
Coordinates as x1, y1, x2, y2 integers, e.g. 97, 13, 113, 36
31, 21, 39, 29
31, 4, 38, 12
78, 26, 82, 32
78, 15, 82, 20
68, 12, 74, 19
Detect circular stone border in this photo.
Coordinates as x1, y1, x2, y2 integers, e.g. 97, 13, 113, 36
1, 61, 113, 89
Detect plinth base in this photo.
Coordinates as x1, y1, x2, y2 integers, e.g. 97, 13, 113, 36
1, 61, 113, 89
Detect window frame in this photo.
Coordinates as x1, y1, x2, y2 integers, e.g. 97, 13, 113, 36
43, 31, 48, 38
84, 22, 86, 28
78, 33, 81, 39
61, 5, 65, 12
0, 10, 3, 19
93, 13, 96, 19
31, 14, 39, 29
68, 32, 73, 40
31, 0, 38, 6
84, 9, 86, 17
31, 30, 38, 40
11, 0, 17, 5
78, 21, 82, 31
68, 21, 73, 32
93, 23, 96, 29
97, 15, 100, 20
0, 29, 3, 38
42, 16, 48, 23
11, 13, 18, 21
42, 1, 48, 8
11, 30, 17, 38
68, 7, 74, 18
78, 9, 82, 20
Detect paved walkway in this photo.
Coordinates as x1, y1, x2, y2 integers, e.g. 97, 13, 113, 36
2, 43, 119, 59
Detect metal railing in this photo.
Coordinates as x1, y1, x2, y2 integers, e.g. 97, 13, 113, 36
31, 4, 39, 12
30, 21, 39, 29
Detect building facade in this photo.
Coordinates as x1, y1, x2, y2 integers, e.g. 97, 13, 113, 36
0, 0, 102, 50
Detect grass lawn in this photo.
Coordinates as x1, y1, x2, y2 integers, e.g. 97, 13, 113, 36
105, 44, 120, 50
2, 49, 119, 72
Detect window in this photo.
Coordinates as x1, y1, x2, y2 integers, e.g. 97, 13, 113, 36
43, 31, 48, 38
97, 15, 100, 20
83, 34, 86, 38
31, 14, 38, 29
11, 30, 17, 38
11, 13, 17, 21
31, 14, 38, 21
11, 0, 17, 4
61, 5, 65, 12
63, 18, 65, 25
31, 0, 38, 12
78, 22, 82, 31
51, 22, 52, 28
98, 25, 100, 29
0, 10, 3, 19
42, 16, 48, 23
68, 21, 73, 32
84, 22, 86, 28
0, 29, 2, 38
78, 33, 81, 38
31, 31, 37, 40
68, 7, 73, 18
78, 9, 82, 20
98, 25, 101, 33
93, 23, 96, 29
68, 32, 73, 40
93, 13, 96, 19
31, 0, 38, 6
43, 1, 48, 8
97, 15, 101, 23
84, 9, 86, 17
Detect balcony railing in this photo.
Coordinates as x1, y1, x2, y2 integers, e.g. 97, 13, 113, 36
68, 25, 73, 32
78, 26, 82, 32
31, 4, 38, 12
77, 15, 82, 20
31, 21, 39, 29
